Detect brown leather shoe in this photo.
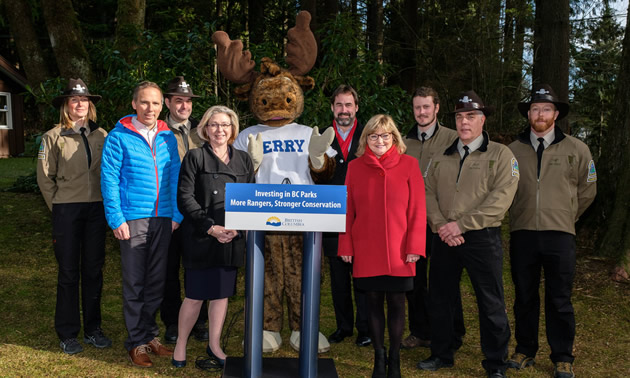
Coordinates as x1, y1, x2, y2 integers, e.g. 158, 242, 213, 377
148, 338, 173, 357
128, 345, 153, 367
401, 334, 431, 349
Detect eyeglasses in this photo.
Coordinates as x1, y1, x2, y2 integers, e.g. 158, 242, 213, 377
368, 133, 392, 141
207, 123, 232, 129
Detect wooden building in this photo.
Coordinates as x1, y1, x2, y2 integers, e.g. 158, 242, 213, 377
0, 55, 26, 158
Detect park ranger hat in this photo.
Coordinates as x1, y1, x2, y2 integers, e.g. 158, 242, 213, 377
452, 90, 494, 116
164, 76, 200, 98
518, 83, 569, 120
52, 78, 102, 108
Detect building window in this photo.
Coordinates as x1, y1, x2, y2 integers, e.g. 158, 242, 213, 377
0, 92, 12, 130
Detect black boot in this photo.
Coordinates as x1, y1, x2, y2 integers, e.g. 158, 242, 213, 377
372, 348, 387, 378
387, 347, 401, 378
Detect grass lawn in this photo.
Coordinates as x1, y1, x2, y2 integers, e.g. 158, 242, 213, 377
0, 157, 629, 377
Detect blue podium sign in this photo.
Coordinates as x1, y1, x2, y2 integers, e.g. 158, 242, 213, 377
225, 183, 346, 232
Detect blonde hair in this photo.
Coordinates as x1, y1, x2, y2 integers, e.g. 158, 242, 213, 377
197, 105, 240, 145
356, 114, 406, 157
58, 97, 97, 129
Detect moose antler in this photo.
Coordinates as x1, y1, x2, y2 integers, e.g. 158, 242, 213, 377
211, 31, 257, 84
286, 11, 317, 77
211, 11, 316, 86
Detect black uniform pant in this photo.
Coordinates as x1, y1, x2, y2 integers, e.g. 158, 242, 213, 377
429, 228, 510, 372
161, 227, 207, 328
52, 202, 106, 341
327, 256, 368, 335
120, 217, 171, 351
510, 230, 576, 363
406, 227, 466, 342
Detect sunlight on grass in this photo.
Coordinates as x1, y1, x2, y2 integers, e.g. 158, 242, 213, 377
0, 158, 629, 377
0, 157, 36, 189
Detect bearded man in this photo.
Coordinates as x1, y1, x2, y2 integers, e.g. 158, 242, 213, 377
506, 84, 597, 378
402, 86, 464, 351
320, 85, 370, 348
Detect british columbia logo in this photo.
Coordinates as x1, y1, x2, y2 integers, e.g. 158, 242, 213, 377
266, 216, 281, 227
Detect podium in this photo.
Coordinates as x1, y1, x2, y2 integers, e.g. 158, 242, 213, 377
224, 184, 346, 378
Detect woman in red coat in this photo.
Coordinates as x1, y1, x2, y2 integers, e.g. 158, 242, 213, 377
338, 114, 426, 378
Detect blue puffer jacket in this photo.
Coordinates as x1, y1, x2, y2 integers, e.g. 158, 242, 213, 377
101, 115, 183, 230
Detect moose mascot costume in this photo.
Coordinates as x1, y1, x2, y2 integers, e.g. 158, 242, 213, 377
212, 11, 335, 353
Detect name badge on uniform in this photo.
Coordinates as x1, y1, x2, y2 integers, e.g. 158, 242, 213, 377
587, 160, 597, 182
511, 157, 519, 177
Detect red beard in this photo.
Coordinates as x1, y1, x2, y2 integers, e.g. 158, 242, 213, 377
530, 117, 554, 133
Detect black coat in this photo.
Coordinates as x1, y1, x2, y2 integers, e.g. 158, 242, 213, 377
177, 143, 255, 269
321, 122, 365, 256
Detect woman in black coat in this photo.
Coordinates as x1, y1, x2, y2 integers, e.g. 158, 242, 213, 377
172, 105, 254, 368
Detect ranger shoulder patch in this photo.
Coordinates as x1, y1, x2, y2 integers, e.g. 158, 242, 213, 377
587, 160, 597, 182
511, 157, 519, 177
38, 139, 46, 160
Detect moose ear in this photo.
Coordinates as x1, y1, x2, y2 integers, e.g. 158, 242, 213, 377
295, 76, 315, 92
234, 82, 254, 101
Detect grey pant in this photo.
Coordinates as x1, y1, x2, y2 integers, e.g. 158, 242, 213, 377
120, 217, 172, 351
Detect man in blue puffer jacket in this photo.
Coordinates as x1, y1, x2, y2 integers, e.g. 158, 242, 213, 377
101, 81, 183, 368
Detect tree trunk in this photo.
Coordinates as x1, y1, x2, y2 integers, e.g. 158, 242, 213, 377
596, 0, 630, 279
2, 0, 50, 127
320, 0, 339, 44
248, 0, 266, 46
499, 0, 528, 134
395, 0, 419, 93
301, 0, 316, 18
301, 0, 317, 40
349, 0, 359, 60
41, 0, 93, 82
114, 0, 146, 62
532, 0, 570, 131
322, 0, 339, 22
366, 0, 384, 70
2, 0, 50, 88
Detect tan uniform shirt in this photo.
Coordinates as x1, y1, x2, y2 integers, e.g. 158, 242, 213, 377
37, 122, 107, 210
166, 115, 203, 161
508, 127, 597, 235
404, 123, 458, 177
425, 132, 519, 233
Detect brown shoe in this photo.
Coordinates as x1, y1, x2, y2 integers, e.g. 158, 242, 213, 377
401, 335, 431, 349
148, 337, 173, 357
507, 352, 535, 370
128, 345, 153, 367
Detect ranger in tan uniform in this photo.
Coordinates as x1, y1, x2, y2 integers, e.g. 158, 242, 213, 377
160, 76, 207, 344
417, 90, 518, 378
38, 122, 106, 208
164, 76, 204, 160
506, 84, 596, 378
37, 78, 111, 355
402, 86, 465, 352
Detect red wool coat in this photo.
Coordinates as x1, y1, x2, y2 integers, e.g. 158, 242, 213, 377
338, 147, 426, 278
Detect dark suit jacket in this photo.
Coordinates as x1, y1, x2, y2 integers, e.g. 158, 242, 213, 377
321, 121, 365, 256
177, 143, 255, 269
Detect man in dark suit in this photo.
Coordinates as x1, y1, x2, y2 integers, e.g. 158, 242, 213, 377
321, 85, 370, 347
